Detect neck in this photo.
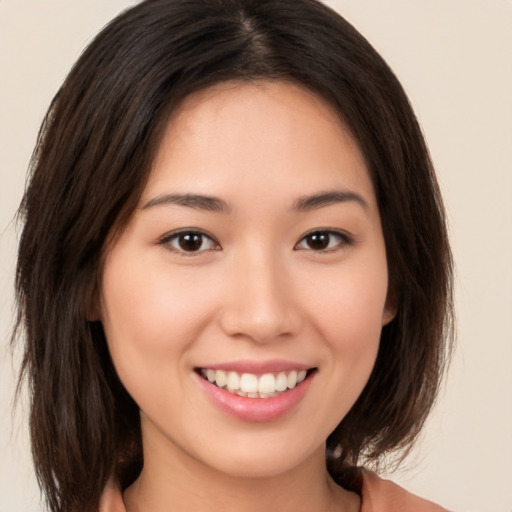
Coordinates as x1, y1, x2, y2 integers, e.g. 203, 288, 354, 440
124, 423, 359, 512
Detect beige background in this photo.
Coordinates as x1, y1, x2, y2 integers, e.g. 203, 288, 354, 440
1, 1, 511, 511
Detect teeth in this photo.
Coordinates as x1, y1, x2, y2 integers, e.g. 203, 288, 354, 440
258, 373, 275, 394
287, 370, 297, 389
240, 373, 258, 393
275, 372, 288, 391
226, 371, 240, 391
215, 370, 227, 388
200, 368, 310, 398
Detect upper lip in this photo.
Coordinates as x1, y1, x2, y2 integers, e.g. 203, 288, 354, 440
195, 359, 314, 374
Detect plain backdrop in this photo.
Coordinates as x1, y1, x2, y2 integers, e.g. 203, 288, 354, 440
1, 1, 511, 511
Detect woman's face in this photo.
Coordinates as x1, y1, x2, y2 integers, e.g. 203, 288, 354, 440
99, 81, 393, 479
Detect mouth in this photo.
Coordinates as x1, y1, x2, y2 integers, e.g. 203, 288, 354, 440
196, 368, 317, 399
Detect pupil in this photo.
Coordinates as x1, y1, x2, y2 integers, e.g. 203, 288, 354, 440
308, 232, 329, 250
179, 233, 202, 251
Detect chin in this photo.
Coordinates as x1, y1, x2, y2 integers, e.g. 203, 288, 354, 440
190, 435, 325, 480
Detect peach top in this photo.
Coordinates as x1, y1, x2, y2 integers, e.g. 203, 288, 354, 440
361, 471, 450, 512
98, 471, 450, 511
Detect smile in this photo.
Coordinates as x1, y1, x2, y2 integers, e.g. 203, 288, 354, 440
198, 368, 312, 398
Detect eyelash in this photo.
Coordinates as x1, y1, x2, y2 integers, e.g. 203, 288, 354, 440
158, 230, 220, 256
158, 229, 353, 255
294, 229, 354, 252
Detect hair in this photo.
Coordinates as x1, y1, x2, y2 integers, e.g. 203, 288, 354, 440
13, 0, 454, 511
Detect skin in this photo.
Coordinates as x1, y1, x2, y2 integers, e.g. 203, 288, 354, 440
98, 81, 394, 512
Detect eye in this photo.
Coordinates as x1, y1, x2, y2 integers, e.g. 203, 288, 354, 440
160, 230, 219, 254
295, 230, 351, 252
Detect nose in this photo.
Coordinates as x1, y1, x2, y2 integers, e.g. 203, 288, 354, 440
218, 250, 302, 344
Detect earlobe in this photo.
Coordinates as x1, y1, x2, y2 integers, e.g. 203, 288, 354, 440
86, 306, 101, 322
382, 306, 396, 326
85, 283, 102, 322
382, 285, 398, 326
86, 302, 101, 322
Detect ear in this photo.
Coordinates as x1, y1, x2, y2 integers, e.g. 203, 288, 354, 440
382, 305, 396, 326
86, 305, 101, 322
381, 288, 397, 326
85, 281, 102, 322
381, 279, 398, 326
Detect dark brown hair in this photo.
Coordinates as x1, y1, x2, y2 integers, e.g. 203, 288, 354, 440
13, 0, 454, 510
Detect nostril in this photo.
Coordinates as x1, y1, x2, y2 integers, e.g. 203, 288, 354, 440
217, 283, 302, 342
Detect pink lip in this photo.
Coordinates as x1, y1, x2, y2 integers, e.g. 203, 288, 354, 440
195, 367, 315, 423
195, 359, 312, 375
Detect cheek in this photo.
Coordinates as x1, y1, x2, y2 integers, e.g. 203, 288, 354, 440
99, 250, 219, 392
304, 255, 388, 383
99, 261, 221, 432
102, 252, 212, 337
308, 258, 388, 341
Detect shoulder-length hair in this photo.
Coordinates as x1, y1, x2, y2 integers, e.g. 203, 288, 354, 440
13, 0, 454, 510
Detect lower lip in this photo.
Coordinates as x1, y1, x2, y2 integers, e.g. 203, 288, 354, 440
195, 372, 314, 422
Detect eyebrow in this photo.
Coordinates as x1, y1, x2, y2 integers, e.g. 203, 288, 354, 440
141, 189, 369, 214
141, 193, 231, 213
293, 190, 369, 212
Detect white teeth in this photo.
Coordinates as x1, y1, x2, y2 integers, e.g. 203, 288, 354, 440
240, 373, 258, 393
258, 373, 275, 394
275, 372, 288, 392
226, 371, 240, 391
215, 370, 227, 388
287, 370, 297, 389
201, 368, 310, 397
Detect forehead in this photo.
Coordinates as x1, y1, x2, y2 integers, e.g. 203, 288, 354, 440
143, 81, 376, 212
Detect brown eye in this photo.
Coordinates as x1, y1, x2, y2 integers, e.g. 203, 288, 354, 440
305, 232, 331, 250
163, 231, 218, 253
178, 233, 203, 251
295, 230, 350, 252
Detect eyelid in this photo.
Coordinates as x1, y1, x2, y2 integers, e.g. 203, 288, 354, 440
158, 229, 221, 255
157, 227, 354, 255
294, 229, 355, 252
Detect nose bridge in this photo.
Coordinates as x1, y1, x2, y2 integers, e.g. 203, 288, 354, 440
219, 243, 300, 342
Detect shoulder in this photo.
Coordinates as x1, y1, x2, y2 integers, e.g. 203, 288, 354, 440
360, 470, 451, 512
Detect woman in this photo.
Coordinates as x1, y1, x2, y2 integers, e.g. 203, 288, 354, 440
13, 1, 453, 511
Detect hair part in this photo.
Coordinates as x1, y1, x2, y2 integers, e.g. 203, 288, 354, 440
13, 1, 454, 510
